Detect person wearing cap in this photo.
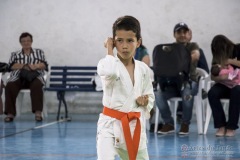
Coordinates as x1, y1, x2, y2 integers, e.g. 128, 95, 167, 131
176, 28, 210, 124
156, 22, 200, 135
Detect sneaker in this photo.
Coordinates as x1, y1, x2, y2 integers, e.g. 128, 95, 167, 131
158, 124, 174, 134
215, 127, 225, 137
149, 123, 163, 132
179, 123, 189, 135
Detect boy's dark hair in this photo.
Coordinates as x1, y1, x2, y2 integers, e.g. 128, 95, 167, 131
112, 15, 141, 40
211, 65, 221, 76
19, 32, 33, 43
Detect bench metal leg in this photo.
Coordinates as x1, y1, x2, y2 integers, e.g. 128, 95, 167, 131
57, 97, 62, 120
57, 91, 69, 120
62, 94, 68, 119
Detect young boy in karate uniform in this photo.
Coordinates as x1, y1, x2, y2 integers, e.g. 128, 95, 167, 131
96, 15, 154, 160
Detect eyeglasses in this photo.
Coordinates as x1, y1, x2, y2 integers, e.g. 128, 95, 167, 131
20, 40, 32, 43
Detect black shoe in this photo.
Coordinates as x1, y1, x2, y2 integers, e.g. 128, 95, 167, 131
157, 123, 163, 131
149, 123, 155, 132
4, 117, 14, 122
149, 123, 163, 132
177, 113, 182, 124
202, 89, 208, 99
35, 116, 43, 122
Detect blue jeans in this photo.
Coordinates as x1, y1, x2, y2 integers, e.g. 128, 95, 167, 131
155, 81, 198, 125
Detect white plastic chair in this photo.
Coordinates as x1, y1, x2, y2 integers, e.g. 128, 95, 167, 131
154, 107, 160, 133
154, 68, 209, 134
203, 81, 229, 134
16, 74, 48, 117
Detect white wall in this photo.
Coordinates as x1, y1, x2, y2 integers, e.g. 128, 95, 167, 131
1, 0, 240, 113
1, 0, 240, 66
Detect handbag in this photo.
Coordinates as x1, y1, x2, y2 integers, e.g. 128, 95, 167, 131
20, 65, 40, 82
0, 62, 9, 72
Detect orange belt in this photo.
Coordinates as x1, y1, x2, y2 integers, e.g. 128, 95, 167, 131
102, 106, 141, 160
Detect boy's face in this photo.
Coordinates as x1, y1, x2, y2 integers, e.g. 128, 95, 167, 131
114, 30, 141, 61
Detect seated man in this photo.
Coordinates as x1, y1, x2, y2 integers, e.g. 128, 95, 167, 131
4, 32, 48, 122
177, 28, 209, 123
155, 22, 200, 135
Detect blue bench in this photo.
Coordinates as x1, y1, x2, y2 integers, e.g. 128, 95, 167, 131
45, 66, 98, 120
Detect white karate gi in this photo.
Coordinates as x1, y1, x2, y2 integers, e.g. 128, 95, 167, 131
96, 55, 154, 160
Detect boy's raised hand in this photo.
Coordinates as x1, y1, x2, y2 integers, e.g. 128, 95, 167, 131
136, 95, 149, 107
104, 37, 114, 56
104, 37, 114, 48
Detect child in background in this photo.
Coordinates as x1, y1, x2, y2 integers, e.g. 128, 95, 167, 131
211, 64, 240, 88
134, 43, 150, 66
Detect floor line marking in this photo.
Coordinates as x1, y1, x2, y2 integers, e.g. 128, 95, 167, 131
0, 118, 69, 139
34, 119, 67, 129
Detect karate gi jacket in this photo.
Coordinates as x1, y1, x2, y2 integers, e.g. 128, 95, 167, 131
97, 55, 155, 150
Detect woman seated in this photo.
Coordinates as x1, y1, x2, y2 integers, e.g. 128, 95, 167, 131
4, 32, 48, 122
208, 35, 240, 137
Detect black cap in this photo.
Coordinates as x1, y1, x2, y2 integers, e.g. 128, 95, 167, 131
174, 22, 189, 32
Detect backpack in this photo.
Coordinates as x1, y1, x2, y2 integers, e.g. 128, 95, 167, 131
152, 43, 191, 91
